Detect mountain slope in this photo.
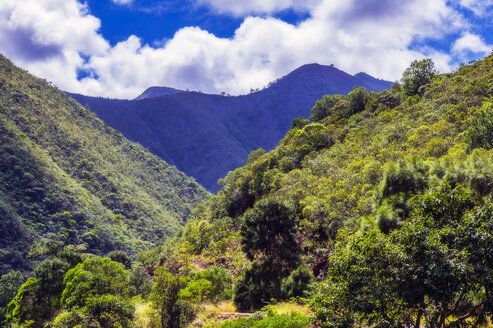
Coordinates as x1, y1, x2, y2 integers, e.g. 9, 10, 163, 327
0, 55, 209, 273
150, 55, 493, 283
70, 64, 391, 192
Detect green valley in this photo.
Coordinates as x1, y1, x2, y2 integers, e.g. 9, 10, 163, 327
1, 53, 492, 327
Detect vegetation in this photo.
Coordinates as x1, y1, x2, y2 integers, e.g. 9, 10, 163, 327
0, 54, 209, 276
401, 58, 438, 97
137, 55, 493, 326
1, 53, 493, 327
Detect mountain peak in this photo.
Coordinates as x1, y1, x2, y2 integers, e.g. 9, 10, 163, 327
134, 86, 184, 100
71, 63, 391, 192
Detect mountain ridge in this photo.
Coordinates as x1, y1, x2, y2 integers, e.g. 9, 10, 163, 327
70, 64, 392, 192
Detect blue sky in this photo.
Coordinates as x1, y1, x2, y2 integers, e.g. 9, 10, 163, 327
0, 0, 491, 98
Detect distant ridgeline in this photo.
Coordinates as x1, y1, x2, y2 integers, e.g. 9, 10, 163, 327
0, 55, 209, 274
70, 64, 391, 192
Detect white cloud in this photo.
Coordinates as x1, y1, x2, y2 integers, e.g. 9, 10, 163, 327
195, 0, 320, 16
112, 0, 133, 5
452, 32, 492, 55
0, 0, 483, 99
0, 0, 108, 91
459, 0, 493, 16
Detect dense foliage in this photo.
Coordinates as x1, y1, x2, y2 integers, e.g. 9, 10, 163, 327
1, 53, 493, 328
143, 55, 493, 326
0, 54, 209, 275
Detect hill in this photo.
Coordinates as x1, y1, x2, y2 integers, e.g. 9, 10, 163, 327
70, 64, 391, 192
0, 55, 209, 274
3, 55, 492, 328
142, 55, 493, 324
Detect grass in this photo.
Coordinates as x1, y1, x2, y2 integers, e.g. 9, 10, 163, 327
269, 302, 311, 315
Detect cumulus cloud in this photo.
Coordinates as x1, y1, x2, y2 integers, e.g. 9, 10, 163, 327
0, 0, 108, 91
0, 0, 483, 98
452, 32, 492, 55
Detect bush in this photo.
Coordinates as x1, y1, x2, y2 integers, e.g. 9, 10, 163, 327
465, 101, 493, 151
281, 266, 314, 300
192, 266, 233, 303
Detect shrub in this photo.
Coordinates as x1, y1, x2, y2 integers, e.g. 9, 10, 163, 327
465, 101, 493, 151
281, 266, 314, 300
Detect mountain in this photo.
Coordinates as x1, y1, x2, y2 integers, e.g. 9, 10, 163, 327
0, 55, 209, 274
134, 86, 184, 100
70, 64, 391, 192
145, 55, 493, 322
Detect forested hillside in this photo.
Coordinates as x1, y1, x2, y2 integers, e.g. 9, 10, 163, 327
143, 55, 493, 326
2, 54, 492, 328
71, 64, 391, 191
0, 54, 209, 275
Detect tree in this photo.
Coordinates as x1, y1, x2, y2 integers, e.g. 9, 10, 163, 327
192, 266, 233, 303
241, 197, 300, 275
107, 250, 132, 270
235, 198, 301, 311
53, 294, 135, 328
150, 267, 194, 328
401, 58, 437, 97
291, 117, 309, 129
465, 101, 493, 151
0, 271, 24, 322
5, 278, 39, 327
311, 183, 493, 328
4, 248, 83, 327
61, 256, 129, 309
347, 87, 369, 115
310, 95, 345, 122
281, 266, 314, 299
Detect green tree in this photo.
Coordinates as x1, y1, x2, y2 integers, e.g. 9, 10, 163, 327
235, 198, 301, 311
128, 266, 152, 298
192, 266, 233, 303
241, 197, 300, 275
311, 183, 493, 328
291, 117, 309, 129
150, 267, 194, 328
5, 278, 39, 327
61, 256, 129, 309
465, 101, 493, 151
401, 58, 437, 97
0, 271, 24, 322
281, 266, 314, 300
107, 250, 133, 270
4, 249, 83, 327
347, 87, 369, 115
53, 294, 135, 328
310, 95, 345, 122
